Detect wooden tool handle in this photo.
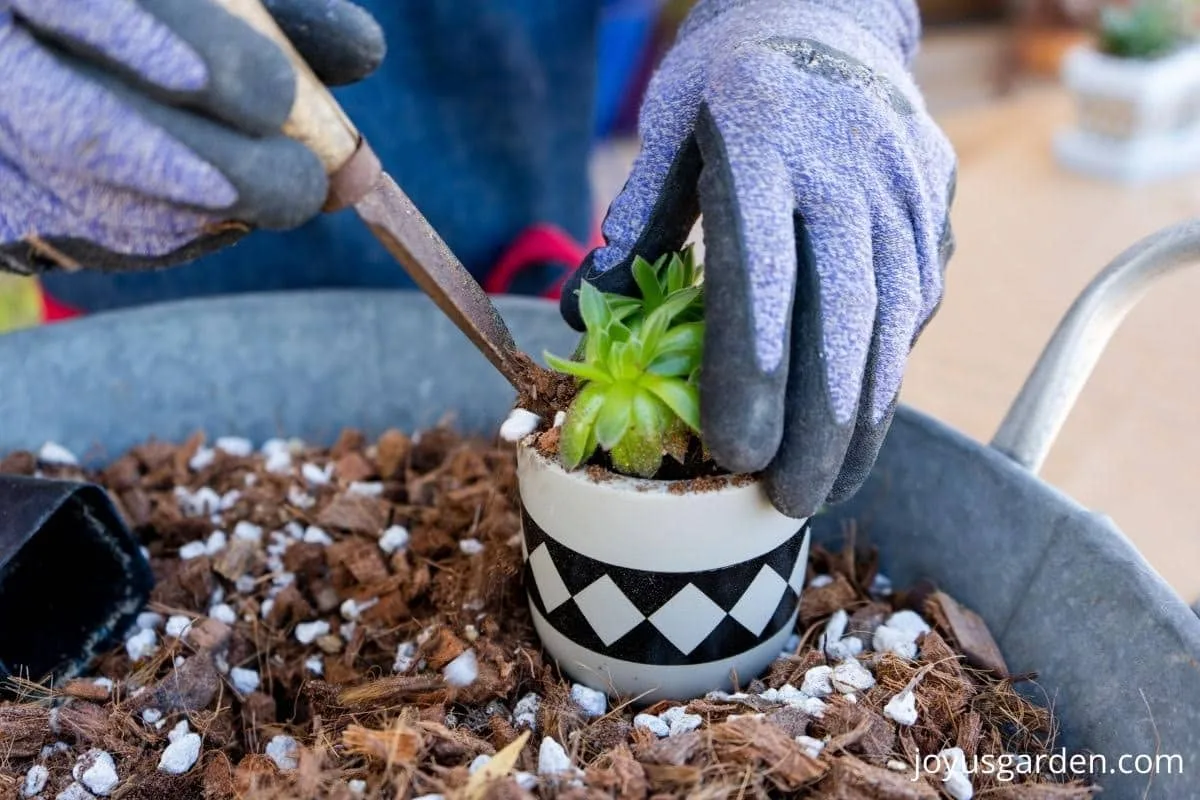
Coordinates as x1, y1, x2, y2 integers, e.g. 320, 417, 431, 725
211, 0, 359, 175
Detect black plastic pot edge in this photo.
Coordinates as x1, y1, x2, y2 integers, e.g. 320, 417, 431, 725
0, 475, 154, 683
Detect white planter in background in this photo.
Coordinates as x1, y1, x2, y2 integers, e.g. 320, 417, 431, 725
515, 441, 811, 703
1054, 43, 1200, 182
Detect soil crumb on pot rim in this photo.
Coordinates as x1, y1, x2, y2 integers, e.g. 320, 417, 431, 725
0, 426, 1099, 799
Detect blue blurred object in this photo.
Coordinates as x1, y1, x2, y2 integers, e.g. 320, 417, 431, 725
595, 0, 663, 139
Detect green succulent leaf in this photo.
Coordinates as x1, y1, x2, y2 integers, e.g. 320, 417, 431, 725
632, 256, 665, 312
647, 351, 700, 377
657, 322, 703, 356
594, 382, 635, 449
578, 281, 612, 332
544, 351, 612, 384
560, 383, 608, 469
639, 374, 700, 433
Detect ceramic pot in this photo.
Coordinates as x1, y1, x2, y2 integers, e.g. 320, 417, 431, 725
1055, 43, 1200, 182
515, 441, 811, 703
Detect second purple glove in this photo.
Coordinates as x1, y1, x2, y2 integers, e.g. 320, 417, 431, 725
0, 0, 384, 275
562, 0, 958, 519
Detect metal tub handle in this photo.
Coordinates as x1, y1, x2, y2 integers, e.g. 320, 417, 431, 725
991, 219, 1200, 474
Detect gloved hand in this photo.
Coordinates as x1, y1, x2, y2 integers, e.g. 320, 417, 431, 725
0, 0, 384, 274
562, 0, 957, 519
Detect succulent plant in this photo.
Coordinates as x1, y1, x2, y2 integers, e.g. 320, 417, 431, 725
545, 248, 705, 478
1098, 0, 1190, 59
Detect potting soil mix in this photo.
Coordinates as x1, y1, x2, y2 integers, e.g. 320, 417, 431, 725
0, 426, 1098, 799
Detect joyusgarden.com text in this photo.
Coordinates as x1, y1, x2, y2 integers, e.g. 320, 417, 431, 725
912, 749, 1183, 783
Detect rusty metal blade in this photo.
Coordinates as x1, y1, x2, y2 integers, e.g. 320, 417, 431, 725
353, 173, 525, 391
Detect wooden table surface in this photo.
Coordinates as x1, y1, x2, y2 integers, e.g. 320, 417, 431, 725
901, 84, 1200, 603
591, 82, 1200, 603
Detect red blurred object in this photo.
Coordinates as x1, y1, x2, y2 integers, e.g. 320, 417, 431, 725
485, 223, 602, 301
40, 289, 82, 323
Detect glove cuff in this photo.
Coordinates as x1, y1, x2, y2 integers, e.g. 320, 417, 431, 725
681, 0, 921, 65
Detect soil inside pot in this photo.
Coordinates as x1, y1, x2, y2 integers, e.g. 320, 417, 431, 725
0, 427, 1099, 799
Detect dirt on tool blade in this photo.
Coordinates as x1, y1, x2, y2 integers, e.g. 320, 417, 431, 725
0, 426, 1099, 799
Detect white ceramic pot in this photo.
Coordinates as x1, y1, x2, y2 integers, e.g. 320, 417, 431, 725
1055, 43, 1200, 182
515, 441, 811, 703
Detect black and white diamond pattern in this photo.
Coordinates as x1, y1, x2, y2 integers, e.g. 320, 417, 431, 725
522, 507, 810, 667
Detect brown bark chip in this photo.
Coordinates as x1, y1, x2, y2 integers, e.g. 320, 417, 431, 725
317, 493, 388, 535
799, 572, 860, 627
817, 756, 938, 800
926, 590, 1009, 676
0, 426, 1093, 799
709, 716, 827, 792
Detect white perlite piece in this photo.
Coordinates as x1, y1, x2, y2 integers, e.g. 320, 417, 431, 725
295, 620, 330, 645
205, 531, 227, 555
796, 735, 825, 759
668, 713, 702, 736
165, 615, 192, 639
515, 772, 538, 790
801, 665, 834, 698
870, 573, 894, 597
468, 754, 492, 774
536, 736, 574, 776
634, 714, 669, 737
459, 538, 484, 555
175, 486, 221, 517
874, 625, 919, 660
341, 597, 378, 621
39, 441, 78, 466
303, 526, 334, 545
305, 656, 324, 676
348, 481, 384, 497
347, 779, 366, 795
209, 604, 237, 625
230, 667, 260, 694
188, 447, 215, 471
553, 411, 566, 428
808, 574, 834, 588
235, 575, 257, 594
259, 599, 275, 621
831, 659, 876, 694
141, 709, 162, 725
287, 487, 315, 509
513, 693, 540, 730
265, 735, 299, 771
392, 641, 416, 673
136, 612, 164, 631
301, 462, 332, 486
873, 610, 931, 660
55, 782, 93, 800
499, 409, 541, 442
570, 684, 607, 718
168, 721, 190, 744
265, 450, 292, 474
219, 490, 241, 511
177, 541, 208, 560
125, 629, 157, 662
938, 747, 974, 800
22, 764, 48, 797
233, 521, 263, 542
822, 609, 865, 661
215, 437, 253, 457
884, 688, 919, 726
158, 733, 201, 775
92, 678, 113, 696
379, 525, 410, 554
443, 649, 478, 687
73, 749, 118, 796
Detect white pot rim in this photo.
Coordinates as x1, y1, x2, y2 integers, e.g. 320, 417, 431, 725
515, 434, 761, 496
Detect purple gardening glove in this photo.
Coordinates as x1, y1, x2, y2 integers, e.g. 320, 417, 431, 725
0, 0, 384, 274
562, 0, 957, 519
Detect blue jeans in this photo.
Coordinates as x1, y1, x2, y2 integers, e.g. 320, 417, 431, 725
42, 1, 604, 312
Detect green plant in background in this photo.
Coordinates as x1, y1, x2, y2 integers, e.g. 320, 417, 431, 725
545, 248, 705, 478
1098, 0, 1192, 59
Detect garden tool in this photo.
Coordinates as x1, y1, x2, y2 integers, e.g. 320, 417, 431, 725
213, 0, 533, 396
0, 474, 153, 682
